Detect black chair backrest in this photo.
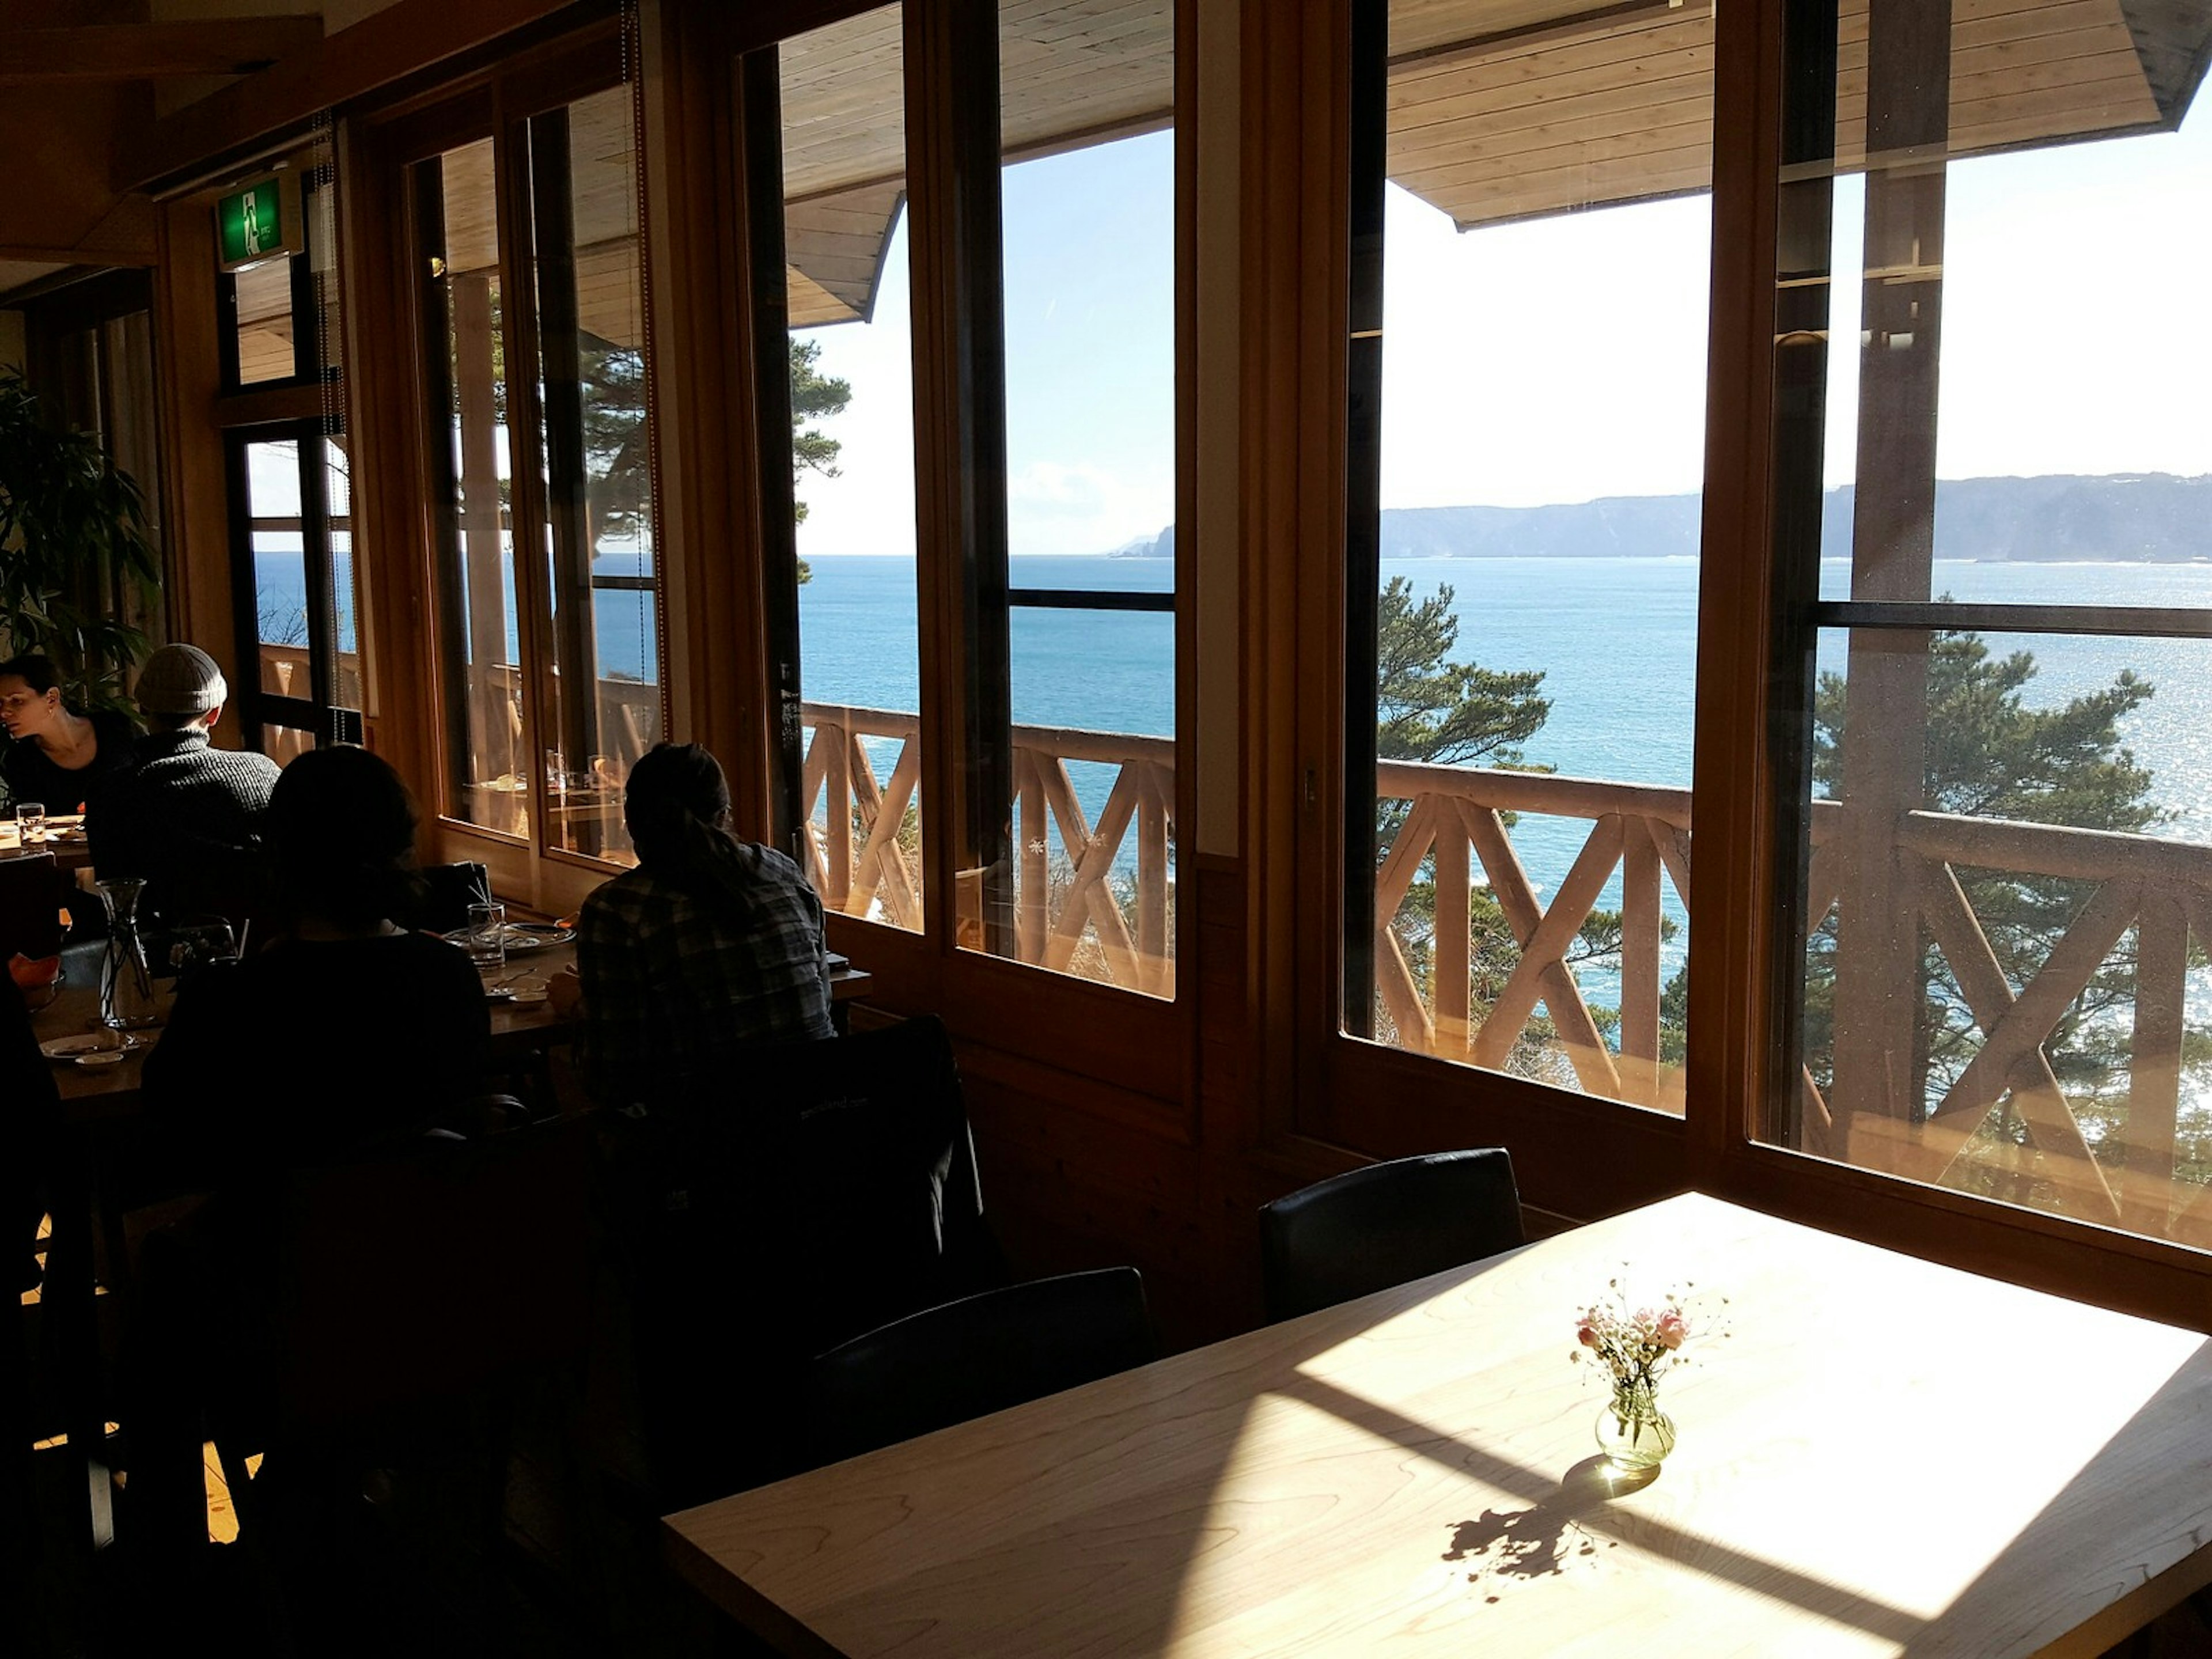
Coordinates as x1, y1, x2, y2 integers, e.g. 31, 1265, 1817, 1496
267, 1118, 594, 1434
414, 861, 492, 934
681, 1013, 1005, 1357
1259, 1148, 1525, 1323
810, 1267, 1153, 1464
0, 851, 64, 961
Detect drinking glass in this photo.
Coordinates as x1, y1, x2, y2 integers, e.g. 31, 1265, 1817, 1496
16, 801, 46, 844
467, 901, 507, 978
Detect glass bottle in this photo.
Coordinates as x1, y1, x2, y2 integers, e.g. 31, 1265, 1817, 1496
97, 878, 163, 1030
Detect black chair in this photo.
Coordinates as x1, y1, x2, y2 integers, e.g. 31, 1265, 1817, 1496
673, 1013, 1006, 1355
0, 850, 65, 961
618, 1015, 1008, 1499
809, 1267, 1153, 1464
1258, 1149, 1525, 1323
188, 1118, 597, 1646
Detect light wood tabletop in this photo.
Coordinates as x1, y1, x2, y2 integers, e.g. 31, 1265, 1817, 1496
664, 1192, 2212, 1658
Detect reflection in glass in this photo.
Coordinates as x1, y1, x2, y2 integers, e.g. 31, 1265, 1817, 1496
526, 85, 659, 866
416, 137, 526, 838
234, 257, 294, 385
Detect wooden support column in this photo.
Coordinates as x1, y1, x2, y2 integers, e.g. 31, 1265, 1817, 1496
1832, 0, 1950, 1171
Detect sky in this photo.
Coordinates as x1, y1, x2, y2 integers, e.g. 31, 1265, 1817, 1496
790, 85, 2212, 554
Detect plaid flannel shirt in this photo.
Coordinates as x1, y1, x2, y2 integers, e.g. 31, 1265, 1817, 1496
575, 844, 835, 1108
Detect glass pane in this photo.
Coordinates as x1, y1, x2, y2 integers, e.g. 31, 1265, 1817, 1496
234, 257, 295, 385
244, 440, 308, 711
1770, 0, 2212, 1251
961, 0, 1177, 995
1346, 0, 1714, 1108
324, 434, 362, 712
416, 138, 527, 838
526, 86, 660, 867
782, 4, 927, 933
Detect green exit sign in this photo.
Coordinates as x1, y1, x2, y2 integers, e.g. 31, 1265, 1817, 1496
214, 173, 303, 272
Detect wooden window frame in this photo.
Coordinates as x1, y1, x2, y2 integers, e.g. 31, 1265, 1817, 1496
354, 21, 666, 919
703, 0, 1199, 1105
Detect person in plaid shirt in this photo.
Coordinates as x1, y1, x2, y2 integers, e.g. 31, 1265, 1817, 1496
576, 743, 834, 1108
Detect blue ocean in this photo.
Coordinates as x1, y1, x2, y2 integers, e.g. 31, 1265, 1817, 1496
258, 547, 2212, 1008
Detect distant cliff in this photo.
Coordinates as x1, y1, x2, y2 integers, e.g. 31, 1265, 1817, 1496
1105, 474, 2212, 562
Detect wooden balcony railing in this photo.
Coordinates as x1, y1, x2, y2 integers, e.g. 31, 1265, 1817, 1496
366, 665, 2204, 1249
798, 703, 1177, 998
1377, 755, 2212, 1249
1373, 760, 1694, 1109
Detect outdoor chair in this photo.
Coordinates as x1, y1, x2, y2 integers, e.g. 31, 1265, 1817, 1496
1258, 1148, 1525, 1323
809, 1267, 1154, 1464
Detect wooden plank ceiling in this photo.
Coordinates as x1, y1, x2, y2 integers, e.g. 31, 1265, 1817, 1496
780, 0, 2202, 323
404, 0, 2203, 333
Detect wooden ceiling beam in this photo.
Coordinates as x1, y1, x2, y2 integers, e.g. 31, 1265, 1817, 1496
0, 18, 325, 83
113, 0, 579, 195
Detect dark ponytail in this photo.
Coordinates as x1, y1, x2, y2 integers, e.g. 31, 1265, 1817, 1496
623, 743, 770, 925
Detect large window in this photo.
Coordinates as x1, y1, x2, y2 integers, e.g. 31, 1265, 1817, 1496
211, 143, 362, 760
230, 429, 361, 761
1763, 0, 2212, 1252
969, 2, 1179, 998
410, 69, 660, 880
1342, 0, 1715, 1107
749, 0, 1181, 1007
775, 3, 928, 935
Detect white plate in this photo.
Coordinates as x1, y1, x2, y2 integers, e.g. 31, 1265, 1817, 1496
501, 926, 576, 955
41, 1033, 144, 1063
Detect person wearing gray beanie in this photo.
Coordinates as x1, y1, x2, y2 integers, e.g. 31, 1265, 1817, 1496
86, 642, 281, 926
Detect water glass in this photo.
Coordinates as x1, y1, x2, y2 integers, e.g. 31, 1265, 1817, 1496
16, 801, 46, 844
467, 901, 507, 977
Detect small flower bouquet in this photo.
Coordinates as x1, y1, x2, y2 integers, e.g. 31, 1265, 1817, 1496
1572, 1282, 1691, 1395
1573, 1277, 1709, 1472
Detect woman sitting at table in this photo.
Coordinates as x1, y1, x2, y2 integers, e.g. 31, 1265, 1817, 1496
124, 744, 491, 1562
143, 742, 491, 1171
0, 652, 136, 815
574, 741, 834, 1110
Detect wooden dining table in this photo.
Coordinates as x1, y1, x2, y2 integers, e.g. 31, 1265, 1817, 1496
24, 931, 872, 1555
36, 937, 873, 1113
664, 1191, 2212, 1658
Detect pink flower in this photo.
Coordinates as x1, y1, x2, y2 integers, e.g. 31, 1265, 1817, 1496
1656, 1310, 1687, 1350
1576, 1320, 1599, 1349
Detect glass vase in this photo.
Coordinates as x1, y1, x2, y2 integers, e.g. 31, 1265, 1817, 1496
1595, 1381, 1676, 1473
97, 878, 162, 1030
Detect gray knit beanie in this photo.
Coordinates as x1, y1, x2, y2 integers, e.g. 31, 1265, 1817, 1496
134, 643, 229, 716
